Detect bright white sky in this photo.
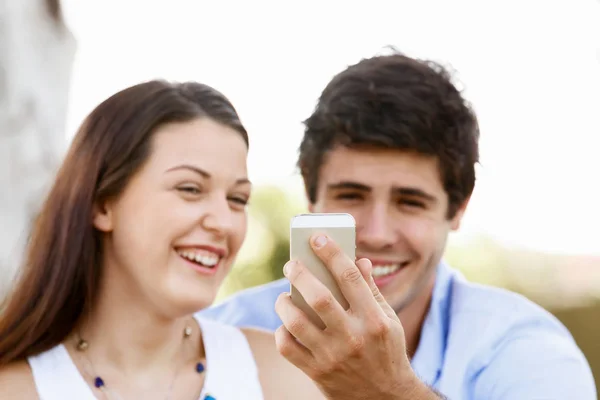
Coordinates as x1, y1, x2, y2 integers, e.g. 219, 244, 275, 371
61, 0, 600, 256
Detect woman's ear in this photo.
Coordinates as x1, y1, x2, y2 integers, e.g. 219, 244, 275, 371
92, 199, 114, 232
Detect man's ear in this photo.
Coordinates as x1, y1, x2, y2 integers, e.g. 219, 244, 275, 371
92, 199, 114, 232
450, 195, 471, 231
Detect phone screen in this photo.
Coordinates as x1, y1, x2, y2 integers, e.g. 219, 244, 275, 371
289, 213, 355, 329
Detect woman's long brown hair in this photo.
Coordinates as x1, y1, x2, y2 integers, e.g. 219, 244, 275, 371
0, 80, 248, 365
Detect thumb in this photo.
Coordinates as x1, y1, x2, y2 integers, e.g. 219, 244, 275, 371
356, 258, 399, 321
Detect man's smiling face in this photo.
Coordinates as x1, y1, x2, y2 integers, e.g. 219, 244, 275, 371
309, 145, 467, 311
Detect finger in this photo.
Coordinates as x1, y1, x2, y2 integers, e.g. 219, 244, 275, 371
283, 259, 347, 329
275, 292, 323, 350
274, 325, 313, 370
355, 257, 372, 281
356, 258, 397, 321
309, 234, 376, 313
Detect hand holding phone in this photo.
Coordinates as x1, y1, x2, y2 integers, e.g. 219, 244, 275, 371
276, 214, 411, 400
289, 213, 355, 329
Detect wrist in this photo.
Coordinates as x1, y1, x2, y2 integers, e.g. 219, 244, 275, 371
408, 379, 444, 400
387, 369, 443, 400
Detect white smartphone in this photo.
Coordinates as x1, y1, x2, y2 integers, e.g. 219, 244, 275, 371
289, 213, 356, 329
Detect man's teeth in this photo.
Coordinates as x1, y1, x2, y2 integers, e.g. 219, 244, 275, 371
372, 264, 402, 278
178, 251, 219, 268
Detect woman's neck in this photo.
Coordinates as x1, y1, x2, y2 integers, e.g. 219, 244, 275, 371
73, 273, 202, 375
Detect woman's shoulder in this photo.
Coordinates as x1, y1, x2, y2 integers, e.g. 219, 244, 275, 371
240, 327, 279, 369
0, 360, 39, 399
241, 328, 324, 400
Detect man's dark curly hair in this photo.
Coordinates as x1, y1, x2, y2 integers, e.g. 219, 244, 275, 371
298, 51, 480, 218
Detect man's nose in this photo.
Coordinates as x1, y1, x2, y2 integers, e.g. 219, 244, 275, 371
357, 204, 395, 250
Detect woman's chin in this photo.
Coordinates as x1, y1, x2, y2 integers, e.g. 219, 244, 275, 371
183, 290, 218, 311
160, 288, 218, 317
153, 275, 223, 316
160, 297, 214, 319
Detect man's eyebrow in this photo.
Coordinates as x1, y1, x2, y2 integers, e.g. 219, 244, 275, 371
393, 187, 437, 202
326, 181, 372, 191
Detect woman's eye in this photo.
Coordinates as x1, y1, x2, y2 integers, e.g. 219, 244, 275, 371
177, 186, 202, 195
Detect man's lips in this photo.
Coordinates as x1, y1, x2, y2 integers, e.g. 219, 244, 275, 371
356, 258, 410, 285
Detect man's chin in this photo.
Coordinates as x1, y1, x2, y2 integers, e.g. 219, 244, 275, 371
385, 266, 437, 314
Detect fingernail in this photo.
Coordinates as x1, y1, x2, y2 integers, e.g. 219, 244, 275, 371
313, 235, 327, 248
283, 260, 295, 276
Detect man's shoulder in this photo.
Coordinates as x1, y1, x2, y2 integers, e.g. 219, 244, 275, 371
450, 274, 566, 330
447, 273, 586, 367
221, 277, 290, 303
198, 278, 290, 331
439, 272, 595, 397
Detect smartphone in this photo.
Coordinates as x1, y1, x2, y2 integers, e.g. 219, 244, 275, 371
289, 213, 356, 329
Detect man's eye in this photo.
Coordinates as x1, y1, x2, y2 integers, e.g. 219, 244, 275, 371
336, 193, 363, 200
400, 199, 425, 208
228, 196, 249, 206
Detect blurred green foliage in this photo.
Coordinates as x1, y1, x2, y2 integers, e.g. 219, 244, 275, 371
217, 184, 600, 389
217, 184, 305, 298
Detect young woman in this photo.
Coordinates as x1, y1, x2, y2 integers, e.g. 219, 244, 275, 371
0, 80, 324, 399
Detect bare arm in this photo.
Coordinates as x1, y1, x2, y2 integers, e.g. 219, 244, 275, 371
243, 328, 325, 400
0, 361, 39, 399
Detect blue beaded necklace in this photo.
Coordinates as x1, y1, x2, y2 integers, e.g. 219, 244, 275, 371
75, 324, 215, 400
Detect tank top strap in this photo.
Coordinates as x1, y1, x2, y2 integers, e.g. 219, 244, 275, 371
28, 344, 96, 400
194, 314, 264, 399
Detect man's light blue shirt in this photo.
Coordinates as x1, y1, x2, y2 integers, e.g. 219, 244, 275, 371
199, 262, 596, 399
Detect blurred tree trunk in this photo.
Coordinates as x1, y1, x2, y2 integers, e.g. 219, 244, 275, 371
0, 0, 76, 298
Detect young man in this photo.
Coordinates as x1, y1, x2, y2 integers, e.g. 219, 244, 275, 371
200, 53, 596, 399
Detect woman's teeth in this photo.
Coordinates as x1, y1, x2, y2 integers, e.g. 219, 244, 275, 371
177, 250, 219, 268
372, 264, 402, 278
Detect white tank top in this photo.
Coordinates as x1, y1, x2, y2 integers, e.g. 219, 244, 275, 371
27, 315, 264, 400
